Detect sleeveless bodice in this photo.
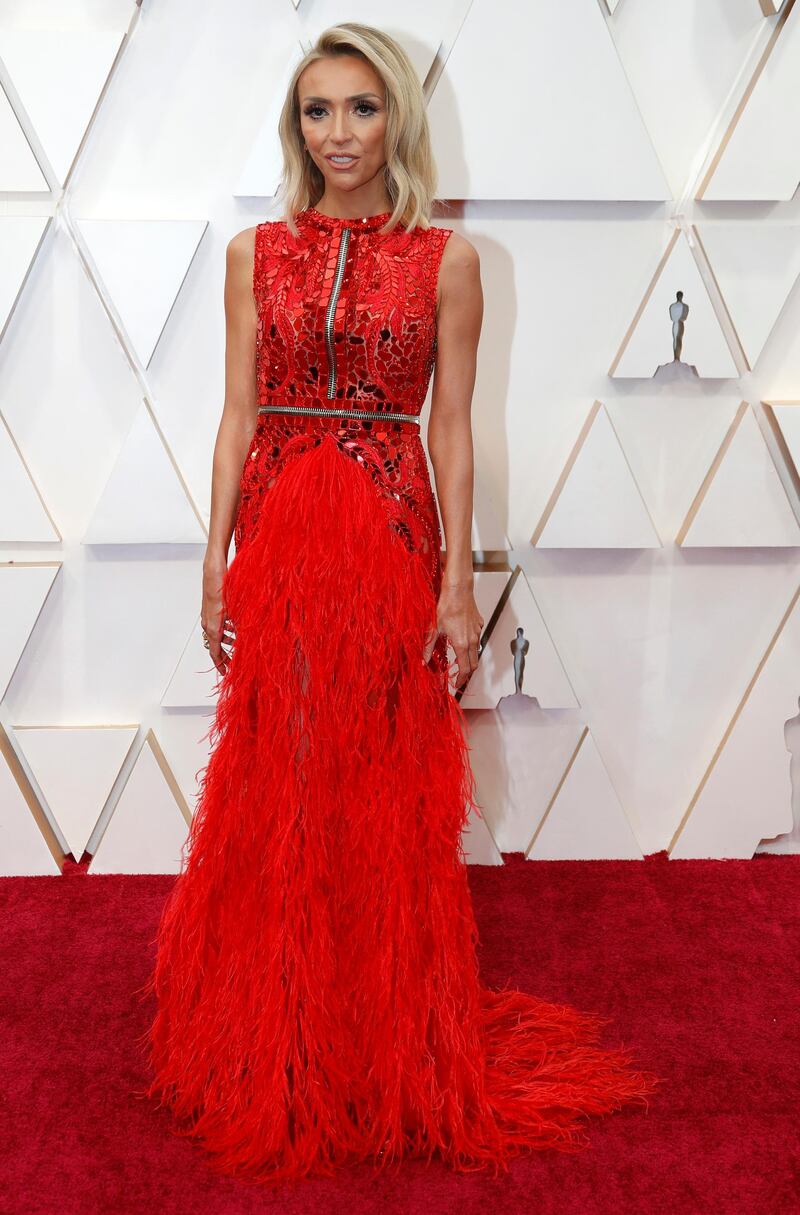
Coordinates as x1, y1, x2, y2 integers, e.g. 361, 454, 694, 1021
235, 208, 454, 594
252, 206, 452, 416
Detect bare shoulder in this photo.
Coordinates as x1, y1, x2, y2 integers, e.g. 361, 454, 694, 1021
436, 229, 480, 312
438, 229, 479, 285
226, 224, 259, 264
440, 228, 476, 267
440, 229, 478, 266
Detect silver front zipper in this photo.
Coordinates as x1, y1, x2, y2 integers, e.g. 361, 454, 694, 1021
324, 226, 351, 398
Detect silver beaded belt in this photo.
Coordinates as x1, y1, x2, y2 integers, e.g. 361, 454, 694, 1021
257, 403, 420, 424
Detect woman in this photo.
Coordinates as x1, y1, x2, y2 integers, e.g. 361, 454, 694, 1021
141, 22, 659, 1185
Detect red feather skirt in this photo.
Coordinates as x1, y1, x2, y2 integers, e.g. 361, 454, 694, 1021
141, 428, 659, 1184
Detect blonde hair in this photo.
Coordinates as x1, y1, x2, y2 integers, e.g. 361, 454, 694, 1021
275, 23, 439, 236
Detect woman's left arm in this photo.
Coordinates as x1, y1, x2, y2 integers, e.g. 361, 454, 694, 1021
425, 230, 484, 689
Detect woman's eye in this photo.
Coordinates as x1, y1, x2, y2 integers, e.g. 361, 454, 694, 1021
304, 103, 376, 120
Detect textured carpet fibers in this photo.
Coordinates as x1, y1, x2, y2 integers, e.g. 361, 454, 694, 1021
1, 850, 797, 1214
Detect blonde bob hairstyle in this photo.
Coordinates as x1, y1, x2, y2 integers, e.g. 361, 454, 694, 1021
275, 23, 440, 237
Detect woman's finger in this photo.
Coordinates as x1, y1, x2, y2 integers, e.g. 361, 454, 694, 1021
422, 625, 439, 665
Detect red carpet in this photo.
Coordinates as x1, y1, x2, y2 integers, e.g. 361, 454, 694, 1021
1, 850, 798, 1214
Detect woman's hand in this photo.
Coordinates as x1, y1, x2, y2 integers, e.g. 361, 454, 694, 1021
202, 553, 235, 675
422, 578, 484, 690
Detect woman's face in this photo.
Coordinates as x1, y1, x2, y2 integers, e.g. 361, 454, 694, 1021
298, 55, 388, 201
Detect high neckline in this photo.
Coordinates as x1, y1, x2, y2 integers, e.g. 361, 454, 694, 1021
301, 205, 394, 232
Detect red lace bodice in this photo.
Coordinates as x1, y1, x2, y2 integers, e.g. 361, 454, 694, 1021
235, 206, 454, 594
252, 205, 452, 413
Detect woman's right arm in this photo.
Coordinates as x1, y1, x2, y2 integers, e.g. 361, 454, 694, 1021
202, 226, 259, 675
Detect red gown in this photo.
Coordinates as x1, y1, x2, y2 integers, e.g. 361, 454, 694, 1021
142, 205, 659, 1184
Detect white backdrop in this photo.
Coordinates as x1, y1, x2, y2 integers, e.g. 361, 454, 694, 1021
1, 0, 800, 875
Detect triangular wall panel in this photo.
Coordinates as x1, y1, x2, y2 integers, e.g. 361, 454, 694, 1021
461, 802, 503, 865
0, 82, 48, 190
0, 725, 61, 876
766, 401, 800, 487
461, 567, 580, 710
0, 414, 60, 542
161, 617, 223, 708
89, 729, 191, 874
13, 725, 138, 861
677, 401, 800, 547
532, 401, 661, 548
699, 1, 800, 201
83, 400, 206, 544
0, 562, 61, 701
427, 0, 669, 200
0, 762, 61, 875
0, 216, 49, 343
670, 582, 799, 858
153, 712, 216, 818
695, 221, 800, 370
467, 696, 586, 854
75, 218, 208, 368
611, 229, 739, 378
0, 29, 125, 184
527, 727, 644, 860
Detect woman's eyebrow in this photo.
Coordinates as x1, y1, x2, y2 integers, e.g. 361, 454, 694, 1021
300, 92, 383, 103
